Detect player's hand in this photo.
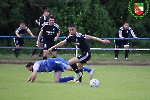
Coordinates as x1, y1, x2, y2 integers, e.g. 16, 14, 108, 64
102, 40, 110, 43
48, 48, 53, 53
17, 35, 21, 38
54, 37, 58, 41
133, 36, 137, 39
120, 37, 124, 40
31, 35, 35, 38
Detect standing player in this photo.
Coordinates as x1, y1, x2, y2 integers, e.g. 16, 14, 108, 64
114, 22, 137, 59
13, 21, 35, 57
25, 57, 94, 83
37, 15, 60, 60
48, 24, 110, 82
31, 9, 50, 57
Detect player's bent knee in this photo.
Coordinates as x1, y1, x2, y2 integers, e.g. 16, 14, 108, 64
66, 66, 73, 71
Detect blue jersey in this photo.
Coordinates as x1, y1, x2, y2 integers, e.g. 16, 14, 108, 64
33, 58, 69, 72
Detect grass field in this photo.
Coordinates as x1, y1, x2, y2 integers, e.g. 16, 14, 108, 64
0, 53, 150, 65
0, 64, 150, 100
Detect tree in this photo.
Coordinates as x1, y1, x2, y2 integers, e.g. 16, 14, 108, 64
0, 0, 23, 35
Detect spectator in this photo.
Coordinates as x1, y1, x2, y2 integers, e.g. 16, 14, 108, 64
13, 21, 35, 57
114, 22, 137, 59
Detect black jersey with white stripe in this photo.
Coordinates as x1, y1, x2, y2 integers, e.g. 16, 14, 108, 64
65, 32, 90, 53
38, 15, 48, 28
41, 22, 60, 43
16, 27, 29, 36
115, 26, 135, 38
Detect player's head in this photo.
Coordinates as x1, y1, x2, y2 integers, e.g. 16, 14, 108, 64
49, 15, 55, 25
68, 24, 76, 36
19, 21, 26, 29
26, 62, 34, 72
43, 9, 50, 17
123, 22, 129, 30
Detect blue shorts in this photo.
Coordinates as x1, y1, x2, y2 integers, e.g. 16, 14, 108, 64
54, 58, 69, 72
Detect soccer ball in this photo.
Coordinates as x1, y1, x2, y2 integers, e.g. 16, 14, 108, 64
90, 79, 100, 87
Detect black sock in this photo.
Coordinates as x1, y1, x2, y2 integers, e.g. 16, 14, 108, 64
39, 49, 43, 55
78, 69, 83, 82
52, 56, 56, 58
114, 50, 119, 58
13, 49, 19, 57
38, 50, 43, 57
125, 50, 129, 58
79, 69, 83, 74
70, 64, 79, 73
31, 46, 38, 55
15, 49, 20, 54
43, 56, 47, 60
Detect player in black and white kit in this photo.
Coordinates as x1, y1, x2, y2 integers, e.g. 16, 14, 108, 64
114, 22, 137, 59
13, 21, 35, 57
48, 24, 110, 82
31, 9, 50, 57
37, 15, 60, 60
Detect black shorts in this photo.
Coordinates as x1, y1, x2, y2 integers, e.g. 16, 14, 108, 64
77, 51, 91, 64
43, 43, 57, 51
40, 38, 43, 43
13, 38, 24, 46
114, 40, 129, 48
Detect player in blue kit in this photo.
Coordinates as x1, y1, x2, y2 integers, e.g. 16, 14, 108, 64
25, 57, 94, 83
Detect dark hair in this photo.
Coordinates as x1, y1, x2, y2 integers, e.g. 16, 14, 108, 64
20, 21, 26, 24
44, 9, 50, 13
124, 22, 129, 25
68, 24, 76, 27
26, 62, 34, 67
49, 15, 55, 19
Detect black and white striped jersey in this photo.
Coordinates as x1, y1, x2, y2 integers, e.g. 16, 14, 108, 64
41, 22, 60, 43
15, 27, 29, 36
65, 32, 90, 53
37, 15, 48, 28
115, 26, 135, 38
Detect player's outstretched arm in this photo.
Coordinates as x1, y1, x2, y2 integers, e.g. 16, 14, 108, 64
26, 71, 38, 82
48, 40, 66, 52
86, 35, 110, 43
27, 29, 35, 38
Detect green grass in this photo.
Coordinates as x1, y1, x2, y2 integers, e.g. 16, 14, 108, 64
1, 53, 150, 64
0, 64, 150, 100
